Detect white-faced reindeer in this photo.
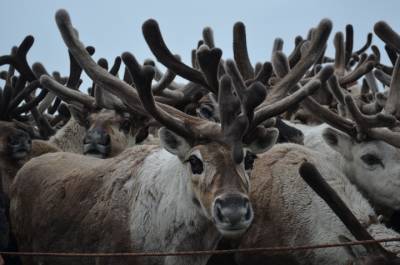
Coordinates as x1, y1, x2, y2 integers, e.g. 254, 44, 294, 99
9, 10, 322, 265
264, 23, 400, 215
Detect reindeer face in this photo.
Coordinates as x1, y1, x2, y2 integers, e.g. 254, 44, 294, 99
185, 143, 255, 237
323, 127, 400, 210
80, 109, 133, 158
0, 121, 32, 160
69, 106, 139, 158
159, 128, 277, 237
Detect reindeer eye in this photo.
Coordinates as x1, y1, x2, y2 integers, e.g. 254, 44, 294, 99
188, 155, 204, 174
199, 106, 213, 120
119, 120, 131, 134
361, 154, 383, 168
244, 151, 257, 171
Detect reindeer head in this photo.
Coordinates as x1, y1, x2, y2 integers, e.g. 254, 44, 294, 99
0, 121, 33, 160
70, 106, 144, 158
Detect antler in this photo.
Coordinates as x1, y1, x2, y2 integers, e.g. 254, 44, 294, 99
267, 19, 332, 103
233, 22, 254, 80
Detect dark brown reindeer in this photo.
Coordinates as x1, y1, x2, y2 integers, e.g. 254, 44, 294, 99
0, 41, 61, 265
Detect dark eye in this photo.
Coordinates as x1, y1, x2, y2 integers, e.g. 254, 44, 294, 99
188, 155, 204, 174
361, 154, 383, 168
199, 106, 213, 120
119, 120, 131, 134
244, 151, 257, 171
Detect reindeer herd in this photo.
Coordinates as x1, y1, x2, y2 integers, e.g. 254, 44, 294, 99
1, 9, 400, 265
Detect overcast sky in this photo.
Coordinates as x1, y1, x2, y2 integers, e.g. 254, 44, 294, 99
1, 0, 399, 88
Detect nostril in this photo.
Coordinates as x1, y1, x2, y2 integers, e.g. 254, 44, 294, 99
245, 204, 252, 221
104, 134, 111, 145
216, 205, 224, 222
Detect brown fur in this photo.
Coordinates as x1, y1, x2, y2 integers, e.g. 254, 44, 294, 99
0, 121, 60, 197
190, 143, 249, 216
10, 145, 157, 265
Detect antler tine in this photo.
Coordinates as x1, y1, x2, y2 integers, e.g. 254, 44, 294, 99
302, 101, 356, 138
364, 71, 380, 95
55, 10, 149, 117
151, 68, 177, 95
0, 36, 36, 81
288, 36, 304, 68
371, 45, 381, 63
271, 38, 284, 58
344, 24, 354, 66
250, 65, 333, 132
109, 56, 122, 76
334, 32, 346, 77
252, 61, 273, 86
384, 56, 400, 119
12, 88, 49, 116
272, 51, 290, 78
354, 33, 373, 55
327, 75, 347, 116
225, 59, 267, 123
123, 66, 134, 85
299, 162, 393, 258
384, 44, 398, 66
31, 62, 59, 114
40, 75, 95, 108
374, 69, 391, 87
202, 27, 215, 49
218, 74, 249, 163
254, 62, 263, 76
233, 22, 255, 80
196, 44, 222, 94
48, 46, 95, 114
142, 19, 209, 88
267, 19, 332, 103
368, 128, 400, 149
69, 47, 94, 90
123, 51, 221, 143
339, 56, 375, 87
1, 84, 13, 118
345, 95, 396, 139
374, 21, 400, 53
7, 80, 41, 112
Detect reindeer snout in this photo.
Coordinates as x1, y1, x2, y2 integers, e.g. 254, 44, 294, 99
83, 129, 111, 158
7, 131, 32, 159
213, 193, 253, 237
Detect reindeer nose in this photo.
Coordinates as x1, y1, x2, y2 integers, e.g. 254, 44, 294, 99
7, 131, 32, 159
8, 131, 31, 146
84, 129, 110, 146
213, 194, 253, 229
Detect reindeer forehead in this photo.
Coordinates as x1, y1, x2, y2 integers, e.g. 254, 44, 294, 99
90, 110, 122, 123
195, 143, 237, 165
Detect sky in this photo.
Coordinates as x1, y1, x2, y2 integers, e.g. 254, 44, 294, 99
1, 0, 400, 89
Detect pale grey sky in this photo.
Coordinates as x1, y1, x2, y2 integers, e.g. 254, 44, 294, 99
1, 0, 399, 89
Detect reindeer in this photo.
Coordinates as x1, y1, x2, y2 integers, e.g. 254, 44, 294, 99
0, 48, 61, 265
220, 143, 400, 265
261, 23, 400, 218
9, 10, 322, 265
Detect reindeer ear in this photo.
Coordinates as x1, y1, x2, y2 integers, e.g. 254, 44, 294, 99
322, 127, 353, 160
68, 104, 89, 127
159, 127, 191, 160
